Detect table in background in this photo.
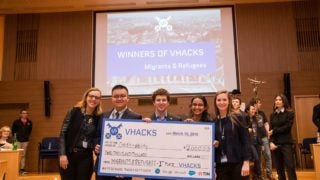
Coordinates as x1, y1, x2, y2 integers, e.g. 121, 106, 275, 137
312, 144, 320, 180
0, 149, 23, 180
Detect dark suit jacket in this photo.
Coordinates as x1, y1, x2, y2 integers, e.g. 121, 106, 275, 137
144, 112, 181, 180
149, 112, 182, 121
313, 104, 320, 132
269, 110, 295, 145
95, 108, 142, 180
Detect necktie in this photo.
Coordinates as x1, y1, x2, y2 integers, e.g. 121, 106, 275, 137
115, 112, 120, 119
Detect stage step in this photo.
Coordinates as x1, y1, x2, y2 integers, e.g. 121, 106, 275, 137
15, 171, 316, 180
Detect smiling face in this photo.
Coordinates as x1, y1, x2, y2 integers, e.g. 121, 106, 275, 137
248, 105, 256, 117
191, 98, 206, 117
154, 95, 169, 114
112, 88, 129, 111
0, 126, 11, 140
216, 93, 229, 115
85, 90, 101, 111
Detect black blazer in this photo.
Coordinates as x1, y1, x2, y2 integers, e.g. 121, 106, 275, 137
95, 108, 142, 180
269, 110, 294, 145
214, 115, 251, 165
59, 107, 99, 155
144, 113, 181, 180
313, 104, 320, 132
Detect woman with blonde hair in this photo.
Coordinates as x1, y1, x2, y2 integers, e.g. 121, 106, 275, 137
0, 126, 13, 149
59, 87, 102, 180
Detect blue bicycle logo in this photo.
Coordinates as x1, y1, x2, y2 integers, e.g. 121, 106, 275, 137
105, 123, 123, 140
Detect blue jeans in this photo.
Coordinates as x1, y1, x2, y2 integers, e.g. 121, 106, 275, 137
261, 137, 272, 176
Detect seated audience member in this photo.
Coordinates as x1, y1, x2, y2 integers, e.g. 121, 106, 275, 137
0, 126, 13, 150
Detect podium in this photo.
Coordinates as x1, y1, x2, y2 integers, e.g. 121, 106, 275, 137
0, 149, 23, 180
312, 144, 320, 180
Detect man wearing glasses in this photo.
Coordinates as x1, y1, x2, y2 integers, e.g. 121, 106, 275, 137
95, 84, 142, 180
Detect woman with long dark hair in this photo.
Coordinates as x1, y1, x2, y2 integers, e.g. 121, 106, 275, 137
269, 94, 297, 180
185, 95, 211, 122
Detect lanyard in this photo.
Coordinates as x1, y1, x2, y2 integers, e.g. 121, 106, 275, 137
219, 117, 225, 140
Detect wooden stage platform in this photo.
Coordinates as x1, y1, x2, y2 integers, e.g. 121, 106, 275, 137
15, 170, 318, 180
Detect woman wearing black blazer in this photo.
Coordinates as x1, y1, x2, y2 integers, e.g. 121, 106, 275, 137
59, 88, 102, 180
213, 90, 251, 180
269, 94, 297, 180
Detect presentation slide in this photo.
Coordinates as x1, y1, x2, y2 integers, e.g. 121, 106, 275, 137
94, 7, 239, 96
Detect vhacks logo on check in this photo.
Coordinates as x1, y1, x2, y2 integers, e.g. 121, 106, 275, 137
105, 123, 123, 140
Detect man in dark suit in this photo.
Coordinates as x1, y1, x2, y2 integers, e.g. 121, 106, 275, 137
145, 88, 181, 122
313, 96, 320, 132
95, 84, 142, 180
144, 88, 181, 180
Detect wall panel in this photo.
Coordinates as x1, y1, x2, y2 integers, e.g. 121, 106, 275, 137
235, 2, 299, 73
37, 11, 93, 80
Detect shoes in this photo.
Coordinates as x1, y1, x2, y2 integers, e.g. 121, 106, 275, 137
267, 174, 276, 180
19, 169, 27, 176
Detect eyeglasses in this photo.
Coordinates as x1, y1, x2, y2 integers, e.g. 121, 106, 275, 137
88, 94, 101, 100
112, 94, 127, 99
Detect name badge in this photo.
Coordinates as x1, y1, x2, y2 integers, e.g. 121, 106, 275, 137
82, 141, 88, 148
221, 154, 227, 163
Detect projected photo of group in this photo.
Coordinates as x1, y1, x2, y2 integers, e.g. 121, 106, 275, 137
94, 7, 239, 96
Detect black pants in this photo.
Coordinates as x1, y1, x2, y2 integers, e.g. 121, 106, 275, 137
251, 144, 262, 177
273, 144, 297, 180
95, 175, 131, 180
216, 162, 250, 180
60, 151, 93, 180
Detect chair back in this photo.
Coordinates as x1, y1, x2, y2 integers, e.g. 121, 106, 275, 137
41, 137, 59, 150
302, 137, 317, 152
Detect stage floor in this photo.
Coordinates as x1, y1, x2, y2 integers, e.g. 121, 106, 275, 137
16, 170, 316, 180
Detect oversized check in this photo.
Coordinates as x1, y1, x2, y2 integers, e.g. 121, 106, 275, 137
97, 119, 215, 179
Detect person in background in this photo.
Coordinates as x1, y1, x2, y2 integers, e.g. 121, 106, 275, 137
231, 97, 247, 117
12, 108, 32, 173
213, 90, 251, 180
0, 126, 13, 150
249, 98, 275, 180
59, 88, 102, 180
312, 95, 320, 133
232, 97, 263, 180
95, 84, 142, 180
245, 105, 263, 180
269, 94, 297, 180
185, 95, 211, 122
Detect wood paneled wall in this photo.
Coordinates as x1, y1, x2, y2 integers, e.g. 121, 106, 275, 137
0, 15, 4, 80
0, 1, 319, 172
